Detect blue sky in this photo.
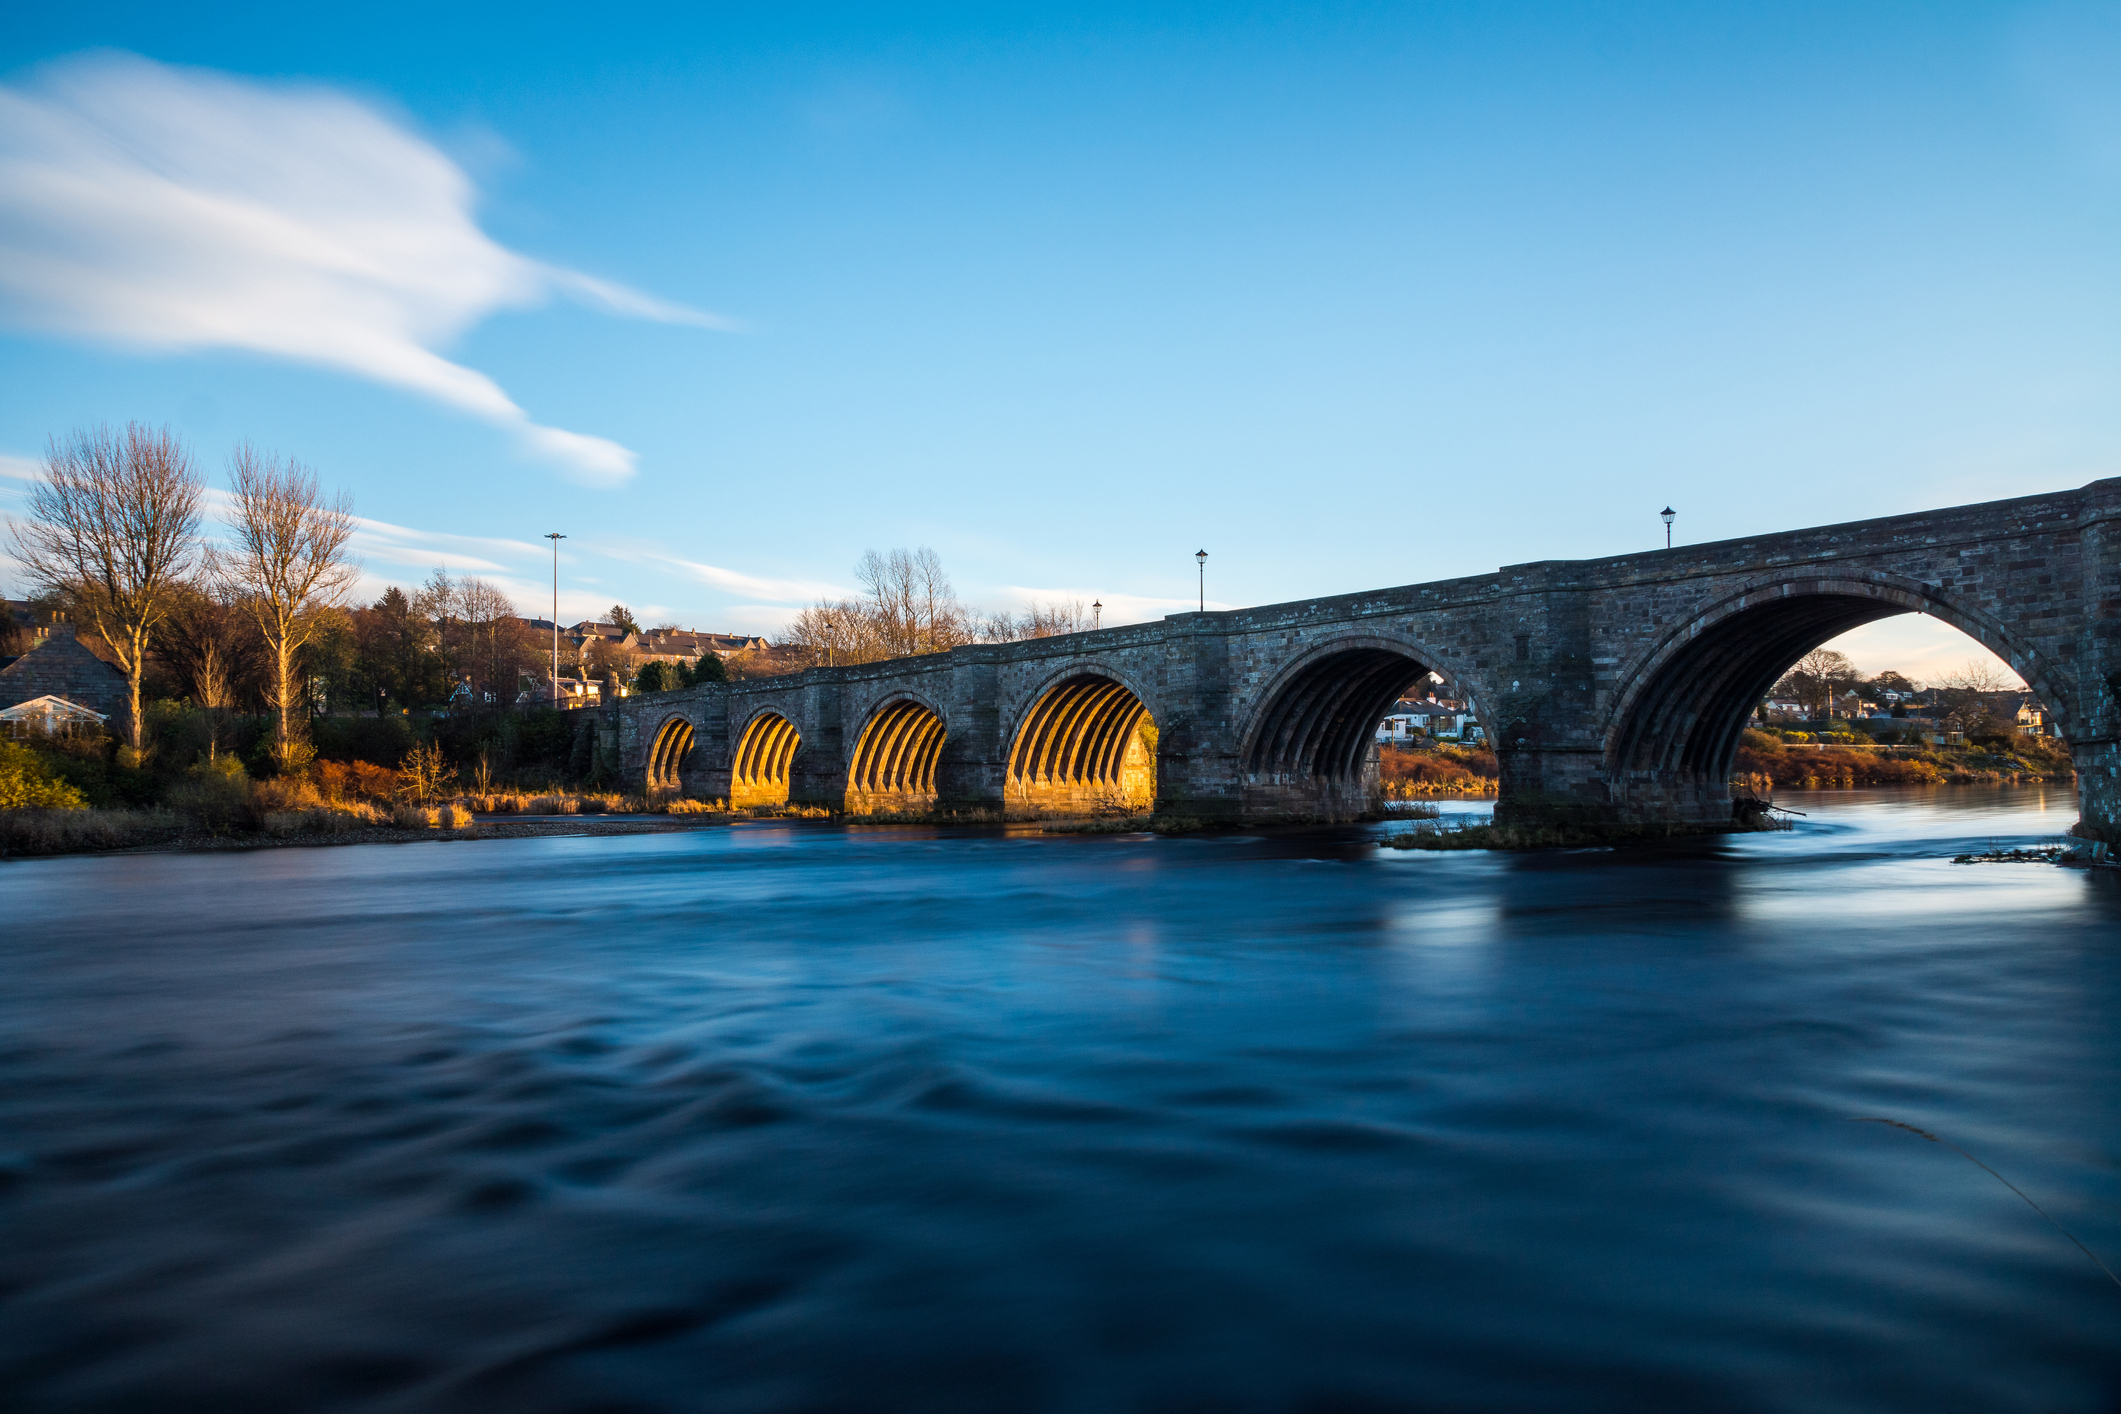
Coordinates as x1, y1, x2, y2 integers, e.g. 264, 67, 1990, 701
4, 2, 2117, 683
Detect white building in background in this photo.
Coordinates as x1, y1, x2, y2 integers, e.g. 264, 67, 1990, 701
1376, 710, 1482, 744
0, 694, 107, 738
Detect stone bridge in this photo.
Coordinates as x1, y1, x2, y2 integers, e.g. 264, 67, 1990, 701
585, 478, 2121, 841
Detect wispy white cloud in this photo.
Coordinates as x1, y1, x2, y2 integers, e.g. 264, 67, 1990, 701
0, 453, 37, 480
0, 52, 727, 486
348, 513, 548, 574
636, 551, 842, 603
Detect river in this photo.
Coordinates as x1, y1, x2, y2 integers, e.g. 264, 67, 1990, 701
3, 786, 2117, 1412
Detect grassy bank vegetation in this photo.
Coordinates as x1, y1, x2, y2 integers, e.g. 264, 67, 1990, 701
1377, 742, 1499, 796
0, 701, 756, 856
1732, 728, 2072, 791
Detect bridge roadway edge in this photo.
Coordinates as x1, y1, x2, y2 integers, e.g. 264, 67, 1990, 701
589, 477, 2121, 842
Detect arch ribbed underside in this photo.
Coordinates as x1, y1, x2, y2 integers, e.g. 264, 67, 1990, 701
1009, 676, 1148, 790
648, 719, 694, 790
1615, 597, 1906, 778
733, 714, 801, 794
849, 700, 945, 796
1246, 649, 1432, 781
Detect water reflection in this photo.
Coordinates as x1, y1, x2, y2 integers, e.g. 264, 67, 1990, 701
2, 787, 2118, 1412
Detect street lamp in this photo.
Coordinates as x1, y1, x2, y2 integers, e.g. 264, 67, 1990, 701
546, 532, 565, 709
1660, 507, 1676, 549
1092, 599, 1102, 631
1195, 549, 1208, 612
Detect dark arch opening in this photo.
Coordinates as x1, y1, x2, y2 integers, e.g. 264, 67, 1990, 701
648, 717, 694, 794
1246, 647, 1439, 784
1008, 674, 1155, 811
1609, 596, 2058, 804
847, 699, 946, 809
732, 712, 800, 807
1616, 598, 1910, 780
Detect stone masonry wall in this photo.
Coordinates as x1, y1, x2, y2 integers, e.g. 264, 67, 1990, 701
599, 477, 2121, 840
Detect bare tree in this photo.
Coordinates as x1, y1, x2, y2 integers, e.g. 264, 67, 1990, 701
783, 598, 885, 667
1931, 657, 2016, 732
1775, 647, 1858, 717
220, 444, 358, 768
783, 547, 1045, 665
454, 577, 531, 707
156, 580, 269, 757
983, 598, 1089, 642
853, 547, 973, 656
8, 424, 204, 750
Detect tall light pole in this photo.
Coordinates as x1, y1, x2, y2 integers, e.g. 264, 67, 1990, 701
1195, 549, 1208, 612
546, 533, 565, 708
1660, 507, 1675, 549
1092, 599, 1102, 631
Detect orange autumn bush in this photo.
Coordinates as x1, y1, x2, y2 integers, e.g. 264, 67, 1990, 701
317, 759, 397, 802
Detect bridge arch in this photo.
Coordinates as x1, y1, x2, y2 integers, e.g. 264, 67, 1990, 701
731, 709, 802, 808
1239, 633, 1475, 818
1006, 668, 1157, 813
646, 713, 696, 795
846, 695, 947, 811
1601, 571, 2067, 812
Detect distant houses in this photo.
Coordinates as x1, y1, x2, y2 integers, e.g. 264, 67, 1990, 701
1375, 694, 1484, 745
515, 618, 768, 670
511, 619, 777, 705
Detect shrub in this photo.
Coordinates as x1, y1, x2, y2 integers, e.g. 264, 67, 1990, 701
261, 802, 386, 835
687, 654, 729, 686
318, 758, 397, 802
634, 661, 674, 693
166, 756, 252, 834
396, 740, 457, 802
252, 775, 323, 813
1734, 744, 1945, 788
0, 740, 91, 810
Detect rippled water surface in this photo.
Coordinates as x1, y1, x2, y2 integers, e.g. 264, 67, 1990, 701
4, 787, 2119, 1413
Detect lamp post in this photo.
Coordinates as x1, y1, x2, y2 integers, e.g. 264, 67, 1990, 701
1092, 599, 1102, 631
1195, 549, 1208, 612
546, 532, 565, 708
1660, 507, 1675, 549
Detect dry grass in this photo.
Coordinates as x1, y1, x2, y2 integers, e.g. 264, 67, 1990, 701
0, 808, 184, 856
1378, 744, 1500, 797
260, 802, 387, 836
